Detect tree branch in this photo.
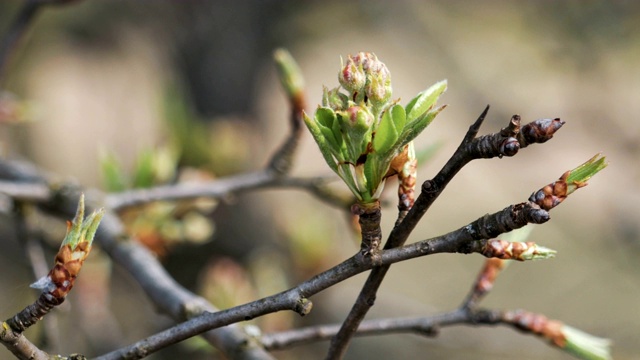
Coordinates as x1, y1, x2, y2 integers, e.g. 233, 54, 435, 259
326, 105, 562, 358
261, 309, 472, 350
93, 198, 551, 359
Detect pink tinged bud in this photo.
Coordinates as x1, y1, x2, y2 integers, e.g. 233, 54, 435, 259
345, 106, 374, 131
366, 70, 392, 104
338, 58, 365, 93
359, 55, 392, 104
350, 52, 376, 69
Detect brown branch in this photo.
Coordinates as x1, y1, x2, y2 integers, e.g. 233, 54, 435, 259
325, 105, 557, 359
0, 165, 277, 359
103, 172, 346, 211
0, 323, 50, 360
260, 309, 505, 350
267, 86, 305, 176
92, 199, 550, 359
268, 48, 306, 175
0, 108, 567, 359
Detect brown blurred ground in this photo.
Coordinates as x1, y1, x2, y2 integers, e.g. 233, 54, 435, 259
0, 1, 638, 359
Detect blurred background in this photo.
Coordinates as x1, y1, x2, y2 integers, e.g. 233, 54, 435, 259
0, 0, 638, 359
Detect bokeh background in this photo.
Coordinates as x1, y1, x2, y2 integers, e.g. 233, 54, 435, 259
0, 1, 638, 359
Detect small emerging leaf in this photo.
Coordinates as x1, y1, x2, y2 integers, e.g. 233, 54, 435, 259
303, 111, 338, 171
405, 79, 447, 123
316, 107, 337, 129
566, 153, 608, 185
562, 325, 612, 360
132, 150, 155, 189
99, 150, 128, 192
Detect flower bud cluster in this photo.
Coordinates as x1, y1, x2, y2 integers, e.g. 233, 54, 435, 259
304, 52, 447, 204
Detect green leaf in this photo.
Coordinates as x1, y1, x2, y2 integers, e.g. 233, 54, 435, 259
132, 150, 155, 189
63, 194, 85, 248
390, 104, 406, 133
330, 111, 344, 149
405, 79, 447, 123
303, 112, 338, 171
162, 85, 212, 168
373, 106, 399, 154
316, 107, 337, 128
363, 155, 384, 199
99, 150, 128, 192
318, 122, 341, 152
566, 153, 608, 185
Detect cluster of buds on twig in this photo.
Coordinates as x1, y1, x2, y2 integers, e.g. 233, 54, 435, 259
31, 195, 104, 299
505, 310, 612, 360
530, 153, 607, 211
304, 52, 447, 206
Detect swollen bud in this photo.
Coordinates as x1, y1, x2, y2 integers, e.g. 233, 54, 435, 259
521, 118, 565, 144
365, 62, 392, 106
338, 56, 366, 94
343, 105, 374, 132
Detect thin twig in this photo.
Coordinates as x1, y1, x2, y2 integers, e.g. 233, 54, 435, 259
0, 108, 566, 359
0, 180, 50, 201
261, 309, 502, 350
93, 200, 549, 360
104, 172, 344, 211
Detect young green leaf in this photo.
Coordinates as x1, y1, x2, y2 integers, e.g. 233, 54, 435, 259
390, 104, 406, 133
132, 150, 155, 189
405, 80, 448, 123
318, 122, 341, 153
99, 150, 128, 192
303, 112, 339, 171
373, 106, 399, 154
363, 156, 383, 199
316, 107, 337, 129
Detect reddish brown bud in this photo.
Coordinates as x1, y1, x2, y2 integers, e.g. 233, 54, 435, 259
500, 137, 520, 156
530, 171, 570, 210
521, 118, 565, 144
472, 258, 506, 297
505, 310, 566, 347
